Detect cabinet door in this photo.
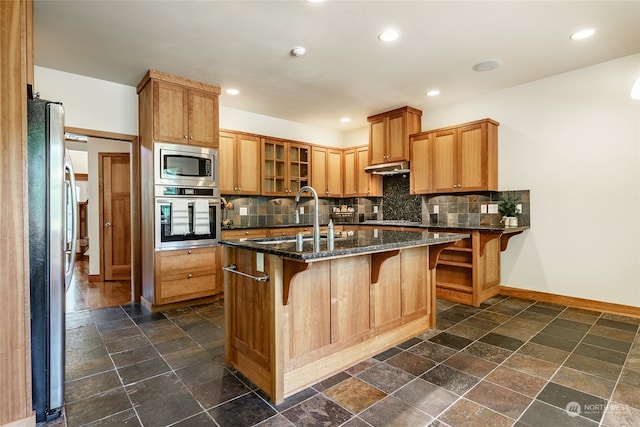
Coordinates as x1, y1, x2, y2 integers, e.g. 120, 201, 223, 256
311, 147, 328, 196
188, 89, 218, 147
369, 117, 387, 165
219, 131, 237, 194
343, 148, 357, 197
386, 112, 407, 162
288, 143, 310, 195
357, 146, 382, 196
410, 133, 432, 194
431, 129, 458, 193
262, 139, 287, 195
327, 149, 343, 197
153, 81, 188, 144
457, 123, 485, 191
236, 134, 261, 194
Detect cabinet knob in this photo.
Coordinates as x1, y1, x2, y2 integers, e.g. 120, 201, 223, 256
184, 135, 188, 139
189, 136, 194, 140
238, 188, 242, 191
188, 250, 192, 254
245, 231, 250, 235
188, 273, 192, 278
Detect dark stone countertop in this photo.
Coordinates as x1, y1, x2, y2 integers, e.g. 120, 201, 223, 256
220, 228, 469, 262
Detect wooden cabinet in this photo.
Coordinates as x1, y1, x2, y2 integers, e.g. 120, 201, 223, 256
430, 229, 502, 307
343, 145, 382, 197
430, 119, 499, 193
409, 132, 432, 194
221, 228, 269, 240
219, 130, 261, 195
262, 138, 310, 196
137, 70, 220, 148
367, 106, 422, 165
311, 146, 342, 197
154, 247, 219, 305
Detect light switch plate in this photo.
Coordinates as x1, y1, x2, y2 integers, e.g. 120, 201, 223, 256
516, 204, 522, 214
433, 205, 439, 214
373, 206, 378, 214
299, 206, 304, 215
488, 204, 499, 214
239, 207, 248, 216
481, 204, 488, 214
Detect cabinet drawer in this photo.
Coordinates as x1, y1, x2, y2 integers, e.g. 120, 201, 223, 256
155, 247, 216, 276
158, 271, 216, 303
221, 229, 268, 240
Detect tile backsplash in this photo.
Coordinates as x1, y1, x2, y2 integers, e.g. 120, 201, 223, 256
221, 186, 530, 228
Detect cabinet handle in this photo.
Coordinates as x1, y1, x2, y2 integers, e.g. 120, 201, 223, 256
188, 273, 192, 278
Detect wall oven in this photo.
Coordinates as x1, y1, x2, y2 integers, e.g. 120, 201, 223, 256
154, 142, 218, 187
155, 185, 221, 250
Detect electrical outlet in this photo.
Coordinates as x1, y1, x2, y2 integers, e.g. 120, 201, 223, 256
239, 207, 248, 216
299, 206, 304, 215
373, 206, 378, 214
516, 204, 523, 214
488, 204, 499, 214
481, 204, 488, 214
433, 205, 439, 214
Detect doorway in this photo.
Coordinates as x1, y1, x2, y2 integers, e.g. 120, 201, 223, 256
64, 127, 140, 312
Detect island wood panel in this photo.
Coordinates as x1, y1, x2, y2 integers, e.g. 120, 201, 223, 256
330, 256, 370, 344
370, 253, 402, 329
289, 261, 331, 358
401, 245, 430, 319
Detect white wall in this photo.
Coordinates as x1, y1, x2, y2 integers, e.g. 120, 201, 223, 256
422, 54, 640, 307
34, 66, 138, 135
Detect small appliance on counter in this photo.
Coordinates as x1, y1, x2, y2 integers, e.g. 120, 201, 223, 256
331, 205, 355, 223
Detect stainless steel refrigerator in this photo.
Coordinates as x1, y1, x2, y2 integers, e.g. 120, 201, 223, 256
28, 97, 77, 422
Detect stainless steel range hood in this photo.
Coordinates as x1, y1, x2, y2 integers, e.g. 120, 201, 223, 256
364, 161, 410, 175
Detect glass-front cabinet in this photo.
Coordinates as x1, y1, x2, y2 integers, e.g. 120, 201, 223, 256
262, 138, 310, 196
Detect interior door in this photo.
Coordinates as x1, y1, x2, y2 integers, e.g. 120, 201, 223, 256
101, 153, 131, 280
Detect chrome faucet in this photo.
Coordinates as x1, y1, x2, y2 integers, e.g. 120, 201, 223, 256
294, 185, 320, 252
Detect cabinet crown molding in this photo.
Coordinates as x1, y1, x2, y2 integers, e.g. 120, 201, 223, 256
136, 69, 221, 95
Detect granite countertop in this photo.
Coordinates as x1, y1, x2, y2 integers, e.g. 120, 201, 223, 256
220, 229, 469, 261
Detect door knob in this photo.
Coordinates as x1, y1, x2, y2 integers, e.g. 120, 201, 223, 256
104, 222, 112, 227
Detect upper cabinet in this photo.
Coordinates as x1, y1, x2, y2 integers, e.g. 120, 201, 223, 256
137, 70, 220, 148
262, 138, 310, 196
344, 145, 382, 197
367, 106, 422, 165
312, 146, 342, 197
219, 131, 261, 195
411, 118, 499, 194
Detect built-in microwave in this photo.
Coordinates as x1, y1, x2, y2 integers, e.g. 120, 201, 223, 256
154, 142, 218, 187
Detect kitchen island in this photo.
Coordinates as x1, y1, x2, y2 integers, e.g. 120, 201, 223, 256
220, 228, 467, 403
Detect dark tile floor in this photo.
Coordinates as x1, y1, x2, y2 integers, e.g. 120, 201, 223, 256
62, 296, 640, 427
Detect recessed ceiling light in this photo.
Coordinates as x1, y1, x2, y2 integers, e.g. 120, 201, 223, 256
290, 47, 306, 57
570, 28, 596, 40
472, 59, 502, 72
378, 29, 400, 42
340, 117, 351, 123
306, 0, 323, 3
426, 90, 440, 97
225, 88, 240, 95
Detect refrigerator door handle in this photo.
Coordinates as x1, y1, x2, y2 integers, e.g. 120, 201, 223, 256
64, 150, 78, 289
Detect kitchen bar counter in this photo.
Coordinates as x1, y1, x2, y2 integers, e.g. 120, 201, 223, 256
221, 228, 465, 403
220, 228, 469, 262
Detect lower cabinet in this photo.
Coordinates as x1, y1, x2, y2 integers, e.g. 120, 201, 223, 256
154, 246, 219, 305
430, 229, 502, 307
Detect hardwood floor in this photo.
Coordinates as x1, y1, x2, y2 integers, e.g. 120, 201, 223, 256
66, 258, 131, 313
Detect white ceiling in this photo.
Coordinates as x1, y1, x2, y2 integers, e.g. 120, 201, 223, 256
33, 1, 640, 131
